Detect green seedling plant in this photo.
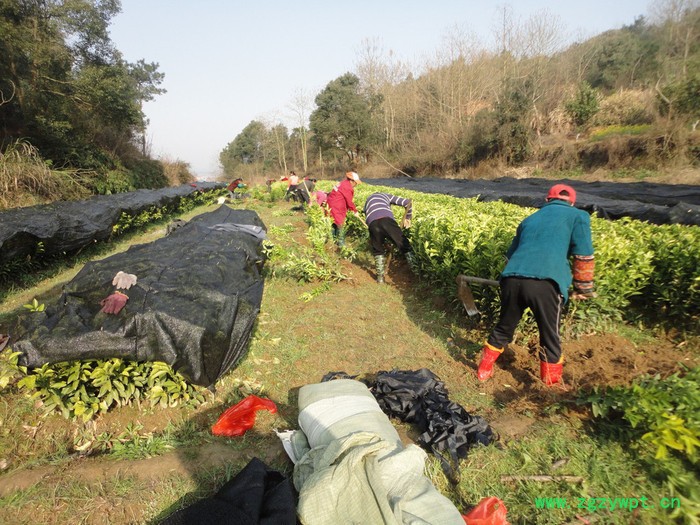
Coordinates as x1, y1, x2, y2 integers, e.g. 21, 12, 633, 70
23, 298, 45, 312
0, 348, 24, 389
580, 367, 700, 523
16, 358, 207, 421
263, 220, 347, 283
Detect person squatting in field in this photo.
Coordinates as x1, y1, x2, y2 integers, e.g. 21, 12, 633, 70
363, 192, 413, 283
227, 178, 246, 198
476, 184, 596, 387
284, 171, 300, 201
291, 177, 317, 205
326, 171, 362, 247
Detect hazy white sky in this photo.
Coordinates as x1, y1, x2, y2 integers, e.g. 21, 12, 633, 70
109, 1, 652, 180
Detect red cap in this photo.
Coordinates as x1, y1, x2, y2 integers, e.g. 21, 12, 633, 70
546, 184, 576, 205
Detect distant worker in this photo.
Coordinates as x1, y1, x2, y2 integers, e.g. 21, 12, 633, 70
227, 178, 246, 199
314, 189, 329, 212
293, 178, 317, 205
476, 184, 595, 388
363, 192, 413, 283
284, 171, 300, 201
326, 171, 361, 247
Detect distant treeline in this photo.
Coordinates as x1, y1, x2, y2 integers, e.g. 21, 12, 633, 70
220, 1, 700, 179
0, 1, 193, 208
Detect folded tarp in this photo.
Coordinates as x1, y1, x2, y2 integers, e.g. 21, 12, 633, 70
292, 379, 464, 525
160, 457, 296, 525
0, 181, 224, 267
13, 205, 265, 388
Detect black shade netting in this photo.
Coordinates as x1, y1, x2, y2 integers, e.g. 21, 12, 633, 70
0, 182, 224, 266
372, 368, 493, 463
13, 205, 266, 388
367, 177, 700, 226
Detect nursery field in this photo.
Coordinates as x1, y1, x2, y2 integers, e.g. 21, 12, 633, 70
0, 187, 698, 525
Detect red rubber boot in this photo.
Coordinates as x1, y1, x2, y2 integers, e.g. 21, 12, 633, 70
540, 361, 564, 386
477, 344, 503, 381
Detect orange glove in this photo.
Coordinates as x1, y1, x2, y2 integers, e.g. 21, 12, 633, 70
99, 291, 129, 314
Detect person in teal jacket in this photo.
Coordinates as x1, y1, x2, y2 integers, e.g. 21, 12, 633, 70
476, 184, 596, 387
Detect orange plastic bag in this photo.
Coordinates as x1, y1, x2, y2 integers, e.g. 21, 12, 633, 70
211, 395, 277, 437
462, 496, 509, 525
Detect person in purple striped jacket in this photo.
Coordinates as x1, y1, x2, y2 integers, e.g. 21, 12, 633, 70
363, 192, 413, 283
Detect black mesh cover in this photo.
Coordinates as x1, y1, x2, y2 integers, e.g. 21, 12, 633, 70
14, 206, 265, 387
0, 182, 224, 266
367, 177, 700, 226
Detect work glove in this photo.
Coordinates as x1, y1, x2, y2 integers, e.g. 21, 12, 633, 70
99, 291, 129, 315
112, 271, 137, 290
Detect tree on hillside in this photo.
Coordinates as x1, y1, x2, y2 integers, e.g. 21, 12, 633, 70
650, 0, 700, 80
266, 122, 289, 174
309, 72, 382, 163
287, 88, 313, 172
355, 38, 412, 151
583, 18, 660, 90
128, 59, 167, 155
0, 0, 166, 176
565, 81, 600, 127
219, 120, 266, 175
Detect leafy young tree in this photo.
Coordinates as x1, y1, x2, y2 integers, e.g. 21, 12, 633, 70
565, 82, 600, 127
219, 120, 266, 174
127, 59, 166, 154
494, 79, 533, 164
309, 72, 382, 163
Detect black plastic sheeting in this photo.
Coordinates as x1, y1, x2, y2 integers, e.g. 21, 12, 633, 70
160, 457, 296, 525
367, 177, 700, 226
0, 181, 224, 266
13, 205, 266, 388
370, 368, 493, 482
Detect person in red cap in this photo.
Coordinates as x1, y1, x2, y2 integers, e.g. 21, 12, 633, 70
476, 184, 595, 388
326, 171, 361, 247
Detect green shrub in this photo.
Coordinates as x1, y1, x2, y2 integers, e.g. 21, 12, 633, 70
85, 169, 133, 194
580, 368, 700, 522
125, 158, 168, 189
565, 82, 600, 127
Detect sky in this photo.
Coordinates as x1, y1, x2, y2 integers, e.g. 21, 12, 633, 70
108, 1, 653, 180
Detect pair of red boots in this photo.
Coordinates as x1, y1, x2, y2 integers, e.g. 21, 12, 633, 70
476, 344, 563, 386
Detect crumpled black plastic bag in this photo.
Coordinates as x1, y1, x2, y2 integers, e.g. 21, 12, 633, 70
372, 368, 493, 479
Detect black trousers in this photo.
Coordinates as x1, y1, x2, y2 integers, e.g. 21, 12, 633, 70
368, 217, 410, 256
487, 277, 563, 363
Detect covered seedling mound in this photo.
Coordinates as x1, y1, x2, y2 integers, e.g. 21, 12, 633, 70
0, 182, 224, 267
13, 206, 266, 387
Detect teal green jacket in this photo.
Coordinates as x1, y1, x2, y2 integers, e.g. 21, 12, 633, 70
501, 200, 594, 303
